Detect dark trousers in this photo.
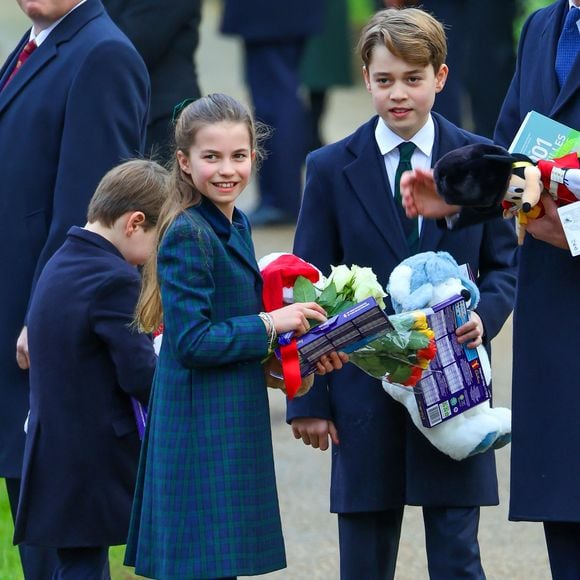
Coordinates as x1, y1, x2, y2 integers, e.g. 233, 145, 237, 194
244, 39, 307, 218
53, 546, 110, 580
338, 506, 485, 580
5, 477, 58, 580
543, 521, 580, 580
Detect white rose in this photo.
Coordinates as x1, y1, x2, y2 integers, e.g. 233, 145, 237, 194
352, 265, 387, 308
328, 265, 354, 293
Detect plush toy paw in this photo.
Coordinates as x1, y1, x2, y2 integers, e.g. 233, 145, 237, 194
383, 380, 511, 461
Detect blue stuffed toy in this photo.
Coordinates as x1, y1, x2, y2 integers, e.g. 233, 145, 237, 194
385, 251, 511, 461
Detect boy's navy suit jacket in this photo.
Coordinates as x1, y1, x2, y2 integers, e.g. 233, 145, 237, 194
493, 0, 580, 523
287, 112, 518, 512
14, 227, 156, 547
0, 0, 149, 478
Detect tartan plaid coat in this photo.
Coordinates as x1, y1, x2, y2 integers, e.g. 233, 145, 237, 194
125, 199, 286, 579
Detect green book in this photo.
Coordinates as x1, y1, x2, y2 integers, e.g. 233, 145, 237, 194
508, 110, 580, 161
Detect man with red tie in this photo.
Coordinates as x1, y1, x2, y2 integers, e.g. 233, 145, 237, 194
0, 1, 149, 577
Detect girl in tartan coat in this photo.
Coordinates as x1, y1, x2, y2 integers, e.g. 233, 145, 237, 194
124, 93, 346, 580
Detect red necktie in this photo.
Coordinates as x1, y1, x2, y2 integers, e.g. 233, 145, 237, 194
2, 39, 37, 91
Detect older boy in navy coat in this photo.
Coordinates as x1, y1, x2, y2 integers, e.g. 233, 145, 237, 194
13, 160, 167, 579
0, 2, 148, 575
287, 9, 518, 579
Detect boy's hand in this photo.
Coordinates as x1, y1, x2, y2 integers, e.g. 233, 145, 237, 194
525, 192, 569, 250
16, 326, 29, 370
314, 351, 349, 375
456, 311, 484, 349
291, 417, 339, 450
400, 168, 461, 219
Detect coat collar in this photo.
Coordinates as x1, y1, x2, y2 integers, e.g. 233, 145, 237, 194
193, 198, 262, 282
0, 0, 104, 115
343, 113, 468, 261
67, 225, 126, 261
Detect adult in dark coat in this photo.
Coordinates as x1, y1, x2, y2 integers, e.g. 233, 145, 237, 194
102, 0, 202, 163
400, 2, 580, 575
13, 226, 156, 576
493, 0, 580, 576
287, 113, 518, 579
221, 0, 324, 225
0, 0, 148, 576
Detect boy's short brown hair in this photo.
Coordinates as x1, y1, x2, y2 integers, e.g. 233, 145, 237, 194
87, 159, 169, 230
358, 8, 447, 72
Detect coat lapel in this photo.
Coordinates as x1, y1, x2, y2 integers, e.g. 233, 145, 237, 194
344, 119, 409, 262
0, 0, 103, 116
540, 1, 563, 113
196, 200, 262, 285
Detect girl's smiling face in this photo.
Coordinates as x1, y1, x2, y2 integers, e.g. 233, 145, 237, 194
177, 121, 254, 221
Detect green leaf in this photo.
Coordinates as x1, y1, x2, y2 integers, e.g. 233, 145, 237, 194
317, 282, 338, 309
293, 275, 317, 303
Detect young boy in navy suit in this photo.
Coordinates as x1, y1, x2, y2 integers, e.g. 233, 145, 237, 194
287, 8, 518, 579
13, 159, 168, 579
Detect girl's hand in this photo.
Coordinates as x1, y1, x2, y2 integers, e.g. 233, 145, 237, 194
456, 311, 484, 349
315, 351, 349, 375
269, 301, 327, 336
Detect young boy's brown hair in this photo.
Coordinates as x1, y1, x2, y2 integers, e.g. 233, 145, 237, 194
87, 159, 169, 229
357, 8, 447, 71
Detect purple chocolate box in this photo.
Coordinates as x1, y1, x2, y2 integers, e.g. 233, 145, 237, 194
415, 295, 490, 428
277, 297, 394, 376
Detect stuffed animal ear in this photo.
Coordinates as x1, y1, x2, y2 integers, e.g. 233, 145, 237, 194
387, 264, 412, 314
434, 143, 513, 207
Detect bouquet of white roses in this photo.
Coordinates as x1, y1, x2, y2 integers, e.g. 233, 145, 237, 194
258, 254, 437, 397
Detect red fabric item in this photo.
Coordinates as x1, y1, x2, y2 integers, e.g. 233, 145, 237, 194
2, 39, 37, 90
537, 152, 580, 204
260, 254, 320, 311
279, 340, 302, 400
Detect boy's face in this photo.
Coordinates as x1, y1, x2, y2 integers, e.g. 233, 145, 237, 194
122, 221, 157, 266
363, 45, 448, 140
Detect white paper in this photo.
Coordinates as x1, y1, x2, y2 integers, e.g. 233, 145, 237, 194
558, 201, 580, 256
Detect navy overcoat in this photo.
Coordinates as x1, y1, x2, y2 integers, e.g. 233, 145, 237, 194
13, 228, 156, 547
494, 0, 580, 523
0, 0, 149, 477
126, 200, 286, 579
287, 113, 518, 512
221, 0, 323, 42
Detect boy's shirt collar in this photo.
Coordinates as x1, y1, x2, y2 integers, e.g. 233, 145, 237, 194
374, 115, 435, 158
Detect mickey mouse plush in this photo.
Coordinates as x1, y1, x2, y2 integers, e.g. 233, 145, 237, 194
434, 143, 580, 244
385, 251, 511, 461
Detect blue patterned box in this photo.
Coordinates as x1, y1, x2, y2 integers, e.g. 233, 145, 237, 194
277, 297, 394, 376
415, 295, 490, 428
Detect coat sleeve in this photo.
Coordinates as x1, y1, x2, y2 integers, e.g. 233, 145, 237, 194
287, 152, 339, 422
92, 272, 156, 404
30, 40, 149, 297
474, 217, 519, 342
159, 218, 268, 369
